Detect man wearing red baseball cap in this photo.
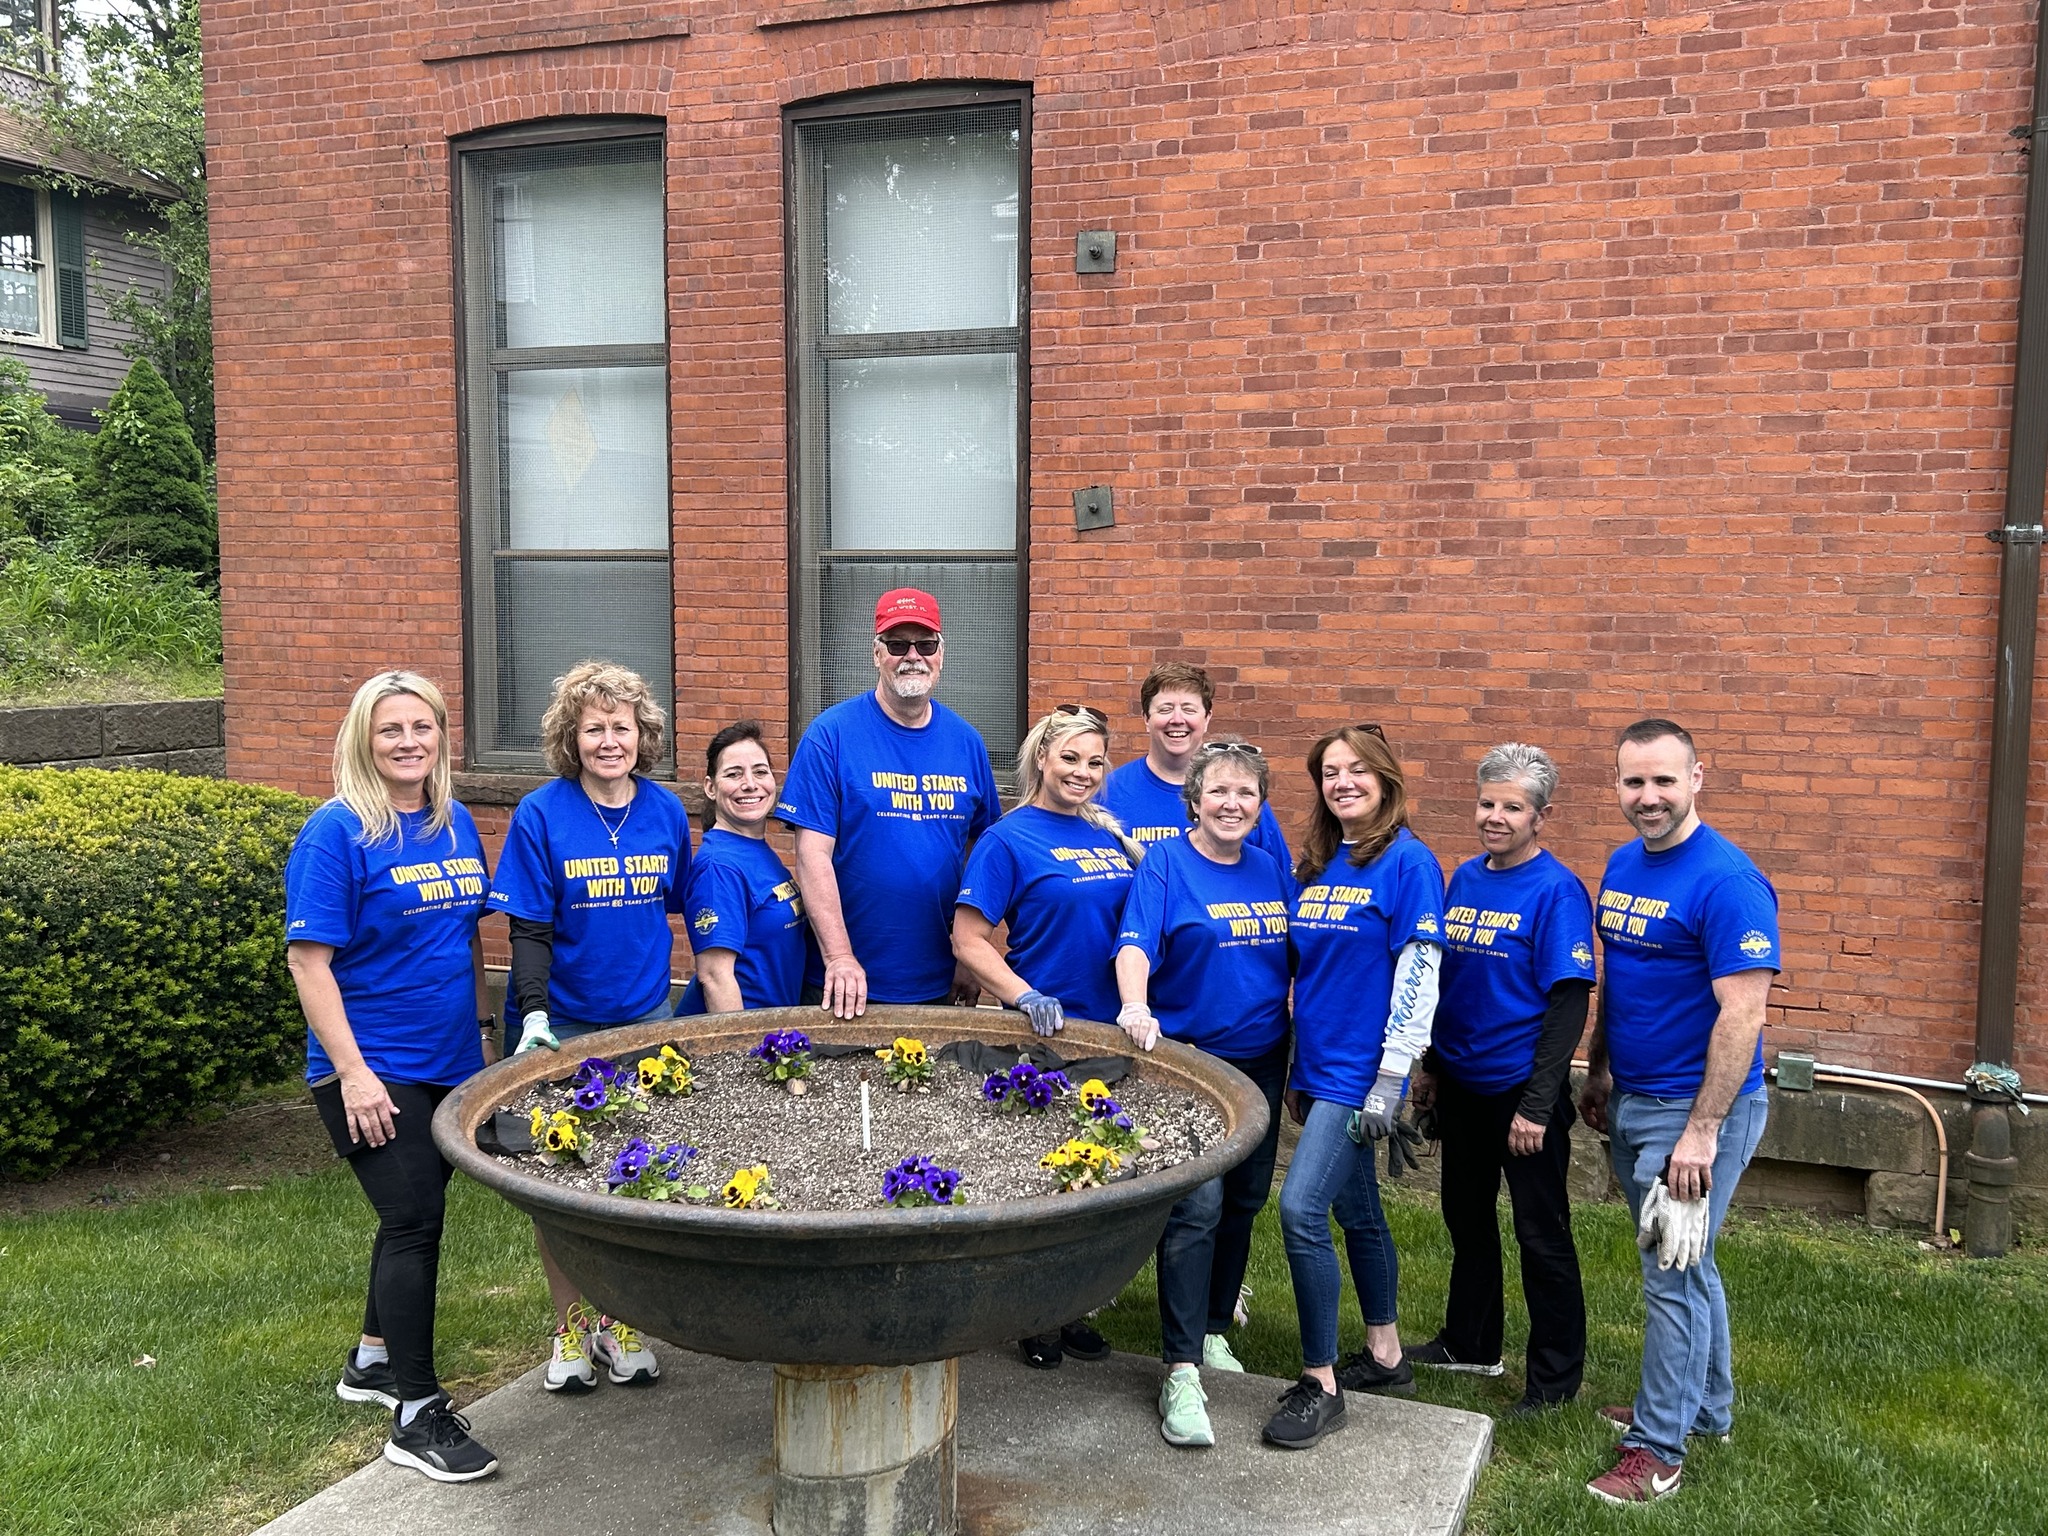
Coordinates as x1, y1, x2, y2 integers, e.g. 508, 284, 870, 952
776, 589, 1001, 1016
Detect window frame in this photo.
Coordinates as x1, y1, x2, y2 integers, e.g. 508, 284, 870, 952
0, 178, 55, 347
782, 84, 1033, 762
450, 116, 676, 775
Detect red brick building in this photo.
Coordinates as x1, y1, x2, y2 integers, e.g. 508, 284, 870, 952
205, 0, 2045, 1096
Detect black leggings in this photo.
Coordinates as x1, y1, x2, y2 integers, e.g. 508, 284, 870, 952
313, 1077, 455, 1402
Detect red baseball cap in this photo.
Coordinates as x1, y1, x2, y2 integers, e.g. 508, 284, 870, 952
874, 588, 942, 635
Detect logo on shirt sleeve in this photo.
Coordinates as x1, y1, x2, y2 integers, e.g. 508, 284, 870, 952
1571, 941, 1593, 968
1416, 912, 1439, 936
692, 909, 719, 935
1738, 929, 1775, 960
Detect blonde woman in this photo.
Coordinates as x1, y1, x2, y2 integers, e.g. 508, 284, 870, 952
486, 660, 693, 1394
954, 703, 1141, 1369
286, 671, 498, 1482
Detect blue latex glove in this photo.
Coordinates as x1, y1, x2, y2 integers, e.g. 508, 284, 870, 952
515, 1010, 560, 1054
1347, 1071, 1405, 1143
1014, 989, 1065, 1037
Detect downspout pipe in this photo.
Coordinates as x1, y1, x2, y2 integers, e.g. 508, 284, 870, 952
1967, 0, 2048, 1258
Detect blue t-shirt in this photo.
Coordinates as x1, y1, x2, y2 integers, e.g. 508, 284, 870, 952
1114, 832, 1292, 1059
674, 828, 819, 1015
285, 799, 489, 1086
1597, 824, 1779, 1099
776, 692, 1000, 1002
1098, 757, 1290, 870
487, 775, 693, 1025
1435, 848, 1598, 1094
1290, 827, 1447, 1103
956, 805, 1136, 1024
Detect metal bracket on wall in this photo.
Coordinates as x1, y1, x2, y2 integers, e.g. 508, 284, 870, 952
1072, 486, 1114, 530
1986, 526, 2045, 543
1075, 231, 1116, 273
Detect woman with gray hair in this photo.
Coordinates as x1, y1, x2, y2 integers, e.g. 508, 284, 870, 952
1113, 737, 1293, 1448
1405, 742, 1596, 1416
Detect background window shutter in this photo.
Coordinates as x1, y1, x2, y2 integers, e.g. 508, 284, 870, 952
53, 194, 85, 348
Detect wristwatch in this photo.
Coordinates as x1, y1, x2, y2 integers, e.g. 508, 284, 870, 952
478, 1014, 498, 1037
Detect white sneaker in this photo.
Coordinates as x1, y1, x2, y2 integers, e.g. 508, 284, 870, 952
544, 1313, 597, 1394
1202, 1333, 1246, 1373
592, 1316, 660, 1385
1158, 1366, 1214, 1447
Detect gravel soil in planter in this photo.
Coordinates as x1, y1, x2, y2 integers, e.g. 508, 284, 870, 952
494, 1047, 1226, 1212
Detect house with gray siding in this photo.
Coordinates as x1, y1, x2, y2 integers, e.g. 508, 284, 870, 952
0, 0, 173, 427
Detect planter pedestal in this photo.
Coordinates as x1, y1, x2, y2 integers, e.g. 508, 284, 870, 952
773, 1360, 957, 1536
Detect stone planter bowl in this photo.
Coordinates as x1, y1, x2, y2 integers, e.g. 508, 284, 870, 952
432, 1005, 1269, 1368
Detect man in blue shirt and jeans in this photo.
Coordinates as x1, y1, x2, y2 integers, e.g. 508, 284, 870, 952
1578, 719, 1778, 1506
777, 588, 1000, 1017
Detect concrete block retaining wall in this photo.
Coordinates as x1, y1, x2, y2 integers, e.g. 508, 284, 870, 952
0, 700, 226, 776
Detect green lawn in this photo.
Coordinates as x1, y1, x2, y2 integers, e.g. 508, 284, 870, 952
3, 1170, 2043, 1536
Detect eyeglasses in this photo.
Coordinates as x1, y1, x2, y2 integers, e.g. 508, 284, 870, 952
1050, 702, 1107, 728
1191, 739, 1264, 759
880, 635, 942, 657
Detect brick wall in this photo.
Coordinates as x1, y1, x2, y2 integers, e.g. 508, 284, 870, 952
204, 0, 2047, 1084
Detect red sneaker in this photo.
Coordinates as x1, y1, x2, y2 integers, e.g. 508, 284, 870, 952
1587, 1445, 1683, 1505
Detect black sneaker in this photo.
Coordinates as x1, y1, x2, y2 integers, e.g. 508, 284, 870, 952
383, 1394, 500, 1483
1506, 1394, 1572, 1420
1402, 1336, 1505, 1377
1059, 1320, 1112, 1362
1262, 1375, 1348, 1449
1018, 1332, 1063, 1370
336, 1348, 399, 1410
1334, 1349, 1417, 1397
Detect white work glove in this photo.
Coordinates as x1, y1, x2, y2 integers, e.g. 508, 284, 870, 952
1117, 1002, 1160, 1052
1636, 1177, 1709, 1272
515, 1010, 560, 1054
1661, 1188, 1709, 1271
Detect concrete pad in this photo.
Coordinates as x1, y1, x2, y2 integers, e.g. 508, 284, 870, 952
260, 1346, 1491, 1536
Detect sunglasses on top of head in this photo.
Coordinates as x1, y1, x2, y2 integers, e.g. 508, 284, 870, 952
880, 635, 942, 657
1050, 702, 1107, 728
1192, 739, 1264, 758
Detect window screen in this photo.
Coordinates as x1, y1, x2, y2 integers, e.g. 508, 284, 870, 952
791, 99, 1027, 761
0, 182, 39, 337
458, 132, 672, 768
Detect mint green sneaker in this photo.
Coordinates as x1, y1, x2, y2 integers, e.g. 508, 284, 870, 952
1202, 1333, 1245, 1373
1158, 1367, 1215, 1447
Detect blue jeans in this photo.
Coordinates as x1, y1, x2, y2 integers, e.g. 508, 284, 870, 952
1278, 1095, 1401, 1368
1156, 1038, 1288, 1365
1609, 1087, 1769, 1464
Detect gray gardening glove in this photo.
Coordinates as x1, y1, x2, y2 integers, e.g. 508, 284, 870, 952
515, 1010, 560, 1054
1347, 1071, 1405, 1143
1014, 989, 1065, 1037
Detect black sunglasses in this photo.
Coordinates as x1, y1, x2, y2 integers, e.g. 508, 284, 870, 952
880, 635, 942, 657
1050, 702, 1107, 728
1354, 723, 1387, 741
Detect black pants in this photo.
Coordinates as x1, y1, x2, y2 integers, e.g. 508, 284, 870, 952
313, 1077, 456, 1403
1157, 1037, 1288, 1361
1434, 1070, 1586, 1402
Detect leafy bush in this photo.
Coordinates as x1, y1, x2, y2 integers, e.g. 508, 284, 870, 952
0, 766, 315, 1175
0, 538, 221, 695
88, 358, 214, 573
0, 358, 95, 546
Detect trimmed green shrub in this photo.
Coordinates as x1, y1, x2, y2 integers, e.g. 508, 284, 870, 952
88, 358, 214, 573
0, 766, 315, 1176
